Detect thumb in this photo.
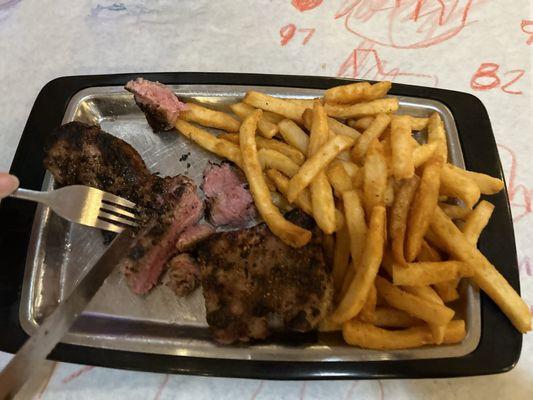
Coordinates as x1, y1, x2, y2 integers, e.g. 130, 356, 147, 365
0, 173, 19, 198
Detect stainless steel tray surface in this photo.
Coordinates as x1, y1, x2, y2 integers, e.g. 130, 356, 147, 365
20, 84, 481, 362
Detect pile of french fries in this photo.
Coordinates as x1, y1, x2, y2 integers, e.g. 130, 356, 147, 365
171, 80, 531, 349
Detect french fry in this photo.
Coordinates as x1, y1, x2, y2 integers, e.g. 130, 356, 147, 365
440, 163, 481, 208
343, 190, 367, 266
324, 81, 391, 104
359, 283, 377, 322
327, 161, 353, 195
285, 98, 317, 108
324, 81, 371, 104
181, 103, 241, 132
239, 110, 311, 248
461, 200, 494, 244
339, 161, 359, 178
401, 285, 447, 342
230, 102, 279, 138
332, 225, 351, 293
427, 112, 447, 162
286, 135, 355, 202
405, 157, 442, 262
417, 240, 442, 262
318, 317, 342, 332
461, 170, 505, 194
373, 307, 423, 328
390, 115, 415, 179
266, 169, 345, 231
243, 91, 306, 123
324, 98, 399, 119
270, 191, 292, 211
348, 116, 374, 131
331, 206, 386, 324
311, 172, 337, 234
390, 176, 420, 265
375, 276, 455, 326
219, 133, 306, 165
393, 261, 472, 286
439, 203, 472, 220
327, 117, 361, 140
409, 116, 429, 131
363, 140, 388, 216
342, 319, 465, 350
384, 177, 395, 207
429, 207, 532, 332
258, 148, 300, 177
175, 119, 243, 167
351, 113, 391, 162
278, 119, 309, 153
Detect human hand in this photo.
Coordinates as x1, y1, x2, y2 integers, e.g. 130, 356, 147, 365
0, 173, 19, 198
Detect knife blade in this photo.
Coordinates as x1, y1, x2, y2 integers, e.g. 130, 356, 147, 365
0, 229, 134, 400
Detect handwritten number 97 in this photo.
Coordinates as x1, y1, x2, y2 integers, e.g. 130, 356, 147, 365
280, 24, 315, 46
470, 63, 525, 95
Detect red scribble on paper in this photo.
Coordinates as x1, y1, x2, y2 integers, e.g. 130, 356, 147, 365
61, 365, 94, 384
498, 144, 532, 223
470, 64, 525, 95
153, 374, 169, 400
334, 0, 482, 49
337, 40, 439, 86
280, 24, 315, 45
299, 382, 307, 400
292, 0, 323, 12
521, 20, 533, 44
519, 256, 532, 277
250, 381, 264, 400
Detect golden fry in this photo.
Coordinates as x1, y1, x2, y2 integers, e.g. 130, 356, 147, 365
363, 140, 388, 216
180, 102, 241, 132
429, 207, 532, 332
359, 283, 377, 323
393, 261, 472, 286
342, 319, 465, 350
375, 276, 455, 326
391, 115, 415, 179
239, 110, 311, 248
405, 157, 442, 262
343, 190, 367, 266
258, 148, 300, 178
243, 91, 306, 123
390, 176, 420, 265
332, 225, 351, 293
351, 113, 391, 162
324, 98, 399, 119
373, 307, 423, 328
461, 200, 494, 244
230, 102, 278, 138
331, 206, 386, 324
439, 203, 472, 220
278, 119, 309, 153
324, 81, 391, 104
440, 163, 481, 208
327, 161, 353, 195
348, 116, 374, 131
427, 112, 447, 161
175, 119, 243, 167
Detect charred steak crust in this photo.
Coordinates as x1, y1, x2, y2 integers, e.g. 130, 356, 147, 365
44, 122, 204, 295
197, 211, 333, 344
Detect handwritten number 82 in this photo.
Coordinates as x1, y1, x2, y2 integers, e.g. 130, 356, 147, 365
470, 63, 525, 95
280, 24, 315, 46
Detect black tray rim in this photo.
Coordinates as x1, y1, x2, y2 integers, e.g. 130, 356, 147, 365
0, 72, 522, 380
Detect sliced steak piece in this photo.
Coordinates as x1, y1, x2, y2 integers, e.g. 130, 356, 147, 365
44, 122, 203, 295
197, 210, 333, 344
125, 77, 188, 131
121, 178, 203, 294
202, 162, 256, 228
175, 223, 215, 252
162, 253, 200, 297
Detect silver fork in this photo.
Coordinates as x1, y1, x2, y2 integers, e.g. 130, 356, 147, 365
10, 185, 139, 233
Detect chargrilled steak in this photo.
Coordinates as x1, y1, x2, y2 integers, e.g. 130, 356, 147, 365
125, 78, 188, 131
197, 211, 332, 344
175, 223, 215, 252
202, 162, 256, 228
44, 121, 203, 295
162, 253, 200, 297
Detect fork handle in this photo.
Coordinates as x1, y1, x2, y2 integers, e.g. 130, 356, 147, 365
9, 188, 51, 206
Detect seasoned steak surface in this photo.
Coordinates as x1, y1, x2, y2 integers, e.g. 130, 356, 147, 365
44, 121, 203, 295
197, 211, 332, 344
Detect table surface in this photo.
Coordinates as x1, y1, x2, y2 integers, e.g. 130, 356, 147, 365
1, 1, 532, 399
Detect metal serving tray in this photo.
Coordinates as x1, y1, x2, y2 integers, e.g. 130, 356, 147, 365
19, 84, 481, 362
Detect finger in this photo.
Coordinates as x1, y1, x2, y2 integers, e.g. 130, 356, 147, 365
0, 173, 19, 198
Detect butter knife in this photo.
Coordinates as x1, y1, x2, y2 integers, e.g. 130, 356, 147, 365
0, 229, 134, 400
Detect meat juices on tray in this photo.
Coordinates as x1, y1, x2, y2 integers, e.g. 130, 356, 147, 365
197, 210, 333, 344
44, 121, 203, 295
